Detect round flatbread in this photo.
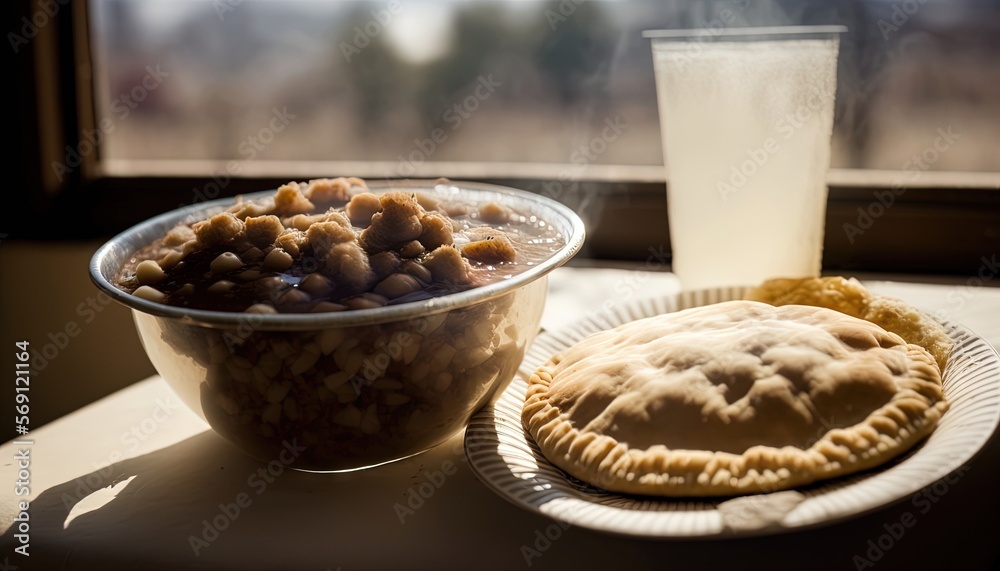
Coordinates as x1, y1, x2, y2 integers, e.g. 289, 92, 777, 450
522, 300, 948, 497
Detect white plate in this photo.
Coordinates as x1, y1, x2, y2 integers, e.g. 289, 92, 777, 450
464, 287, 1000, 538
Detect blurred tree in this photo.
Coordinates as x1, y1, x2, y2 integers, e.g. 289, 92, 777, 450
530, 1, 615, 109
416, 4, 513, 133
333, 5, 409, 140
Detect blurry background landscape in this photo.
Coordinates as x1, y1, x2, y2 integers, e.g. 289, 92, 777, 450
93, 0, 1000, 175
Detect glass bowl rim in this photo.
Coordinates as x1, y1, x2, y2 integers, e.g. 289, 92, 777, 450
89, 179, 585, 331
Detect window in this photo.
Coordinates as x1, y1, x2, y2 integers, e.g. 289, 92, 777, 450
86, 0, 1000, 184
9, 0, 998, 271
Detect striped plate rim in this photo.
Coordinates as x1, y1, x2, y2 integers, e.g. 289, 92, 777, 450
464, 287, 1000, 538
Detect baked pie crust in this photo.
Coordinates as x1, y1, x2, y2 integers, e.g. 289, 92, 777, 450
522, 301, 948, 497
746, 277, 952, 371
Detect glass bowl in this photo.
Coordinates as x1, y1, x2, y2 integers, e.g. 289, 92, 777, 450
89, 180, 585, 471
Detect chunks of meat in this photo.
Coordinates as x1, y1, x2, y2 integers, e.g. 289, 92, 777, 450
193, 212, 244, 247
461, 229, 516, 264
273, 182, 315, 215
423, 246, 470, 285
245, 215, 284, 248
359, 192, 425, 253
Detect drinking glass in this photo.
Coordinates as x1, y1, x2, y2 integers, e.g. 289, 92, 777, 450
645, 26, 846, 289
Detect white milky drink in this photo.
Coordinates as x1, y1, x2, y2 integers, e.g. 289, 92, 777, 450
647, 27, 844, 290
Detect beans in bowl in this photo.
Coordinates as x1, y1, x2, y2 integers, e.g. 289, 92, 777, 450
112, 178, 568, 470
115, 177, 564, 313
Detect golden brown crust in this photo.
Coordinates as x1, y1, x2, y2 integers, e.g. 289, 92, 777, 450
522, 301, 948, 497
746, 277, 952, 370
745, 276, 870, 318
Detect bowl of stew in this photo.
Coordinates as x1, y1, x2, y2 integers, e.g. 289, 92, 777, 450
89, 178, 585, 471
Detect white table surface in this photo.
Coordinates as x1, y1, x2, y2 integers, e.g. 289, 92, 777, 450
2, 268, 999, 571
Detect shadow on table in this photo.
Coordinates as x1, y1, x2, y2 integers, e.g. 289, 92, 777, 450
0, 428, 540, 570
2, 425, 999, 571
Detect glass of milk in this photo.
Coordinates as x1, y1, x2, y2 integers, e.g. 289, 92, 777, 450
644, 26, 846, 290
